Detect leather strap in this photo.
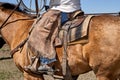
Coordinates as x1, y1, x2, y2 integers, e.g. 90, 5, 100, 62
0, 0, 22, 30
62, 24, 73, 80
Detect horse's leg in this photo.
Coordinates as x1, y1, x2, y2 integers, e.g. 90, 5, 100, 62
72, 75, 79, 80
0, 37, 5, 48
23, 72, 44, 80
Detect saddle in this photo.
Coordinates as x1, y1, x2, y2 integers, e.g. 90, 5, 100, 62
56, 15, 93, 46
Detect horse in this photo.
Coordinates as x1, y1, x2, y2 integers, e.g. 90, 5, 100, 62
0, 2, 120, 80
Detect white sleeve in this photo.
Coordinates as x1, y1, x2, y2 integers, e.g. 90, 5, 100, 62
49, 0, 60, 8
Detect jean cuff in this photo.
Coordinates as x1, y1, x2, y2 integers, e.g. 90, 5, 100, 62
40, 57, 56, 65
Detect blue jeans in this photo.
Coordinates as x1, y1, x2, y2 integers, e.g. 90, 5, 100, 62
61, 12, 68, 24
40, 57, 56, 65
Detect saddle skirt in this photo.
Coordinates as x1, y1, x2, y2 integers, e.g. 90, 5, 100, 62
56, 15, 93, 46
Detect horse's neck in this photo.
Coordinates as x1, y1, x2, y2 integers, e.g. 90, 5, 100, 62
0, 10, 34, 50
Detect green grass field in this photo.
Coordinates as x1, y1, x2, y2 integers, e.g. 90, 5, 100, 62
0, 44, 96, 80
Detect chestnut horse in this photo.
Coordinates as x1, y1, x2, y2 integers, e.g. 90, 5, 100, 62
0, 2, 120, 80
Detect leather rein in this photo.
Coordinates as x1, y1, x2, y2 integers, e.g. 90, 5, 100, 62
0, 0, 22, 30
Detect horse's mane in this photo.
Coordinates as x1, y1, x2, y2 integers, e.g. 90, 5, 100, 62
0, 2, 24, 13
0, 2, 37, 18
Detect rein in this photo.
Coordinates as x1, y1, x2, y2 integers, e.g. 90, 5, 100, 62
0, 0, 22, 30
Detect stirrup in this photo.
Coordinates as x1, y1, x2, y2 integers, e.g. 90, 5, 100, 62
37, 64, 54, 73
37, 64, 59, 73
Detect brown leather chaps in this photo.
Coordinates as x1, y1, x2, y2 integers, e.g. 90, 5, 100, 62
28, 10, 61, 60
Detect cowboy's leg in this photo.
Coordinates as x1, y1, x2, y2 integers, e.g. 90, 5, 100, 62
28, 10, 61, 71
38, 11, 69, 71
39, 12, 68, 61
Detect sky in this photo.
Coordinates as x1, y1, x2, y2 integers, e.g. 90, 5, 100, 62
0, 0, 120, 14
